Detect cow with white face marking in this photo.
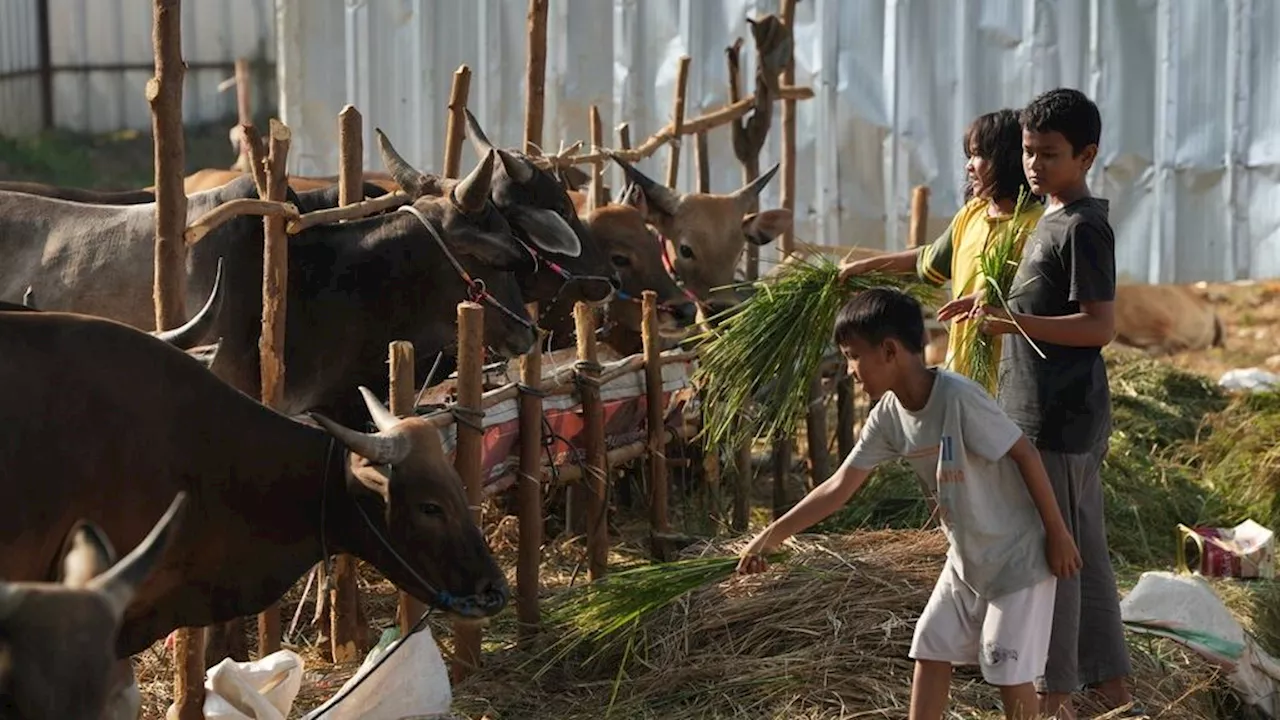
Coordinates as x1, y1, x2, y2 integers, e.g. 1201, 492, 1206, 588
606, 153, 793, 317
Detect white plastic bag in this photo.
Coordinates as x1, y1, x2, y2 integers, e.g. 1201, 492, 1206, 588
166, 650, 304, 720
1218, 368, 1280, 392
302, 625, 453, 720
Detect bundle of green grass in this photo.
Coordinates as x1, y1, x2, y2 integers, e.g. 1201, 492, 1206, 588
692, 245, 938, 451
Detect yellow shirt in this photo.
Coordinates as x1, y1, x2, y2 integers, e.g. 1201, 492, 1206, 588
916, 197, 1044, 394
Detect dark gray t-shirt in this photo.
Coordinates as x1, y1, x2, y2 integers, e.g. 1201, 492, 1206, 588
997, 196, 1116, 453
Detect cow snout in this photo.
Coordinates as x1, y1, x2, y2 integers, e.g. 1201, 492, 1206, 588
670, 300, 699, 326
477, 574, 510, 613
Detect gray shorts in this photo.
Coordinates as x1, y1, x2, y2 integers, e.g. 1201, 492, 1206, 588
1036, 439, 1133, 694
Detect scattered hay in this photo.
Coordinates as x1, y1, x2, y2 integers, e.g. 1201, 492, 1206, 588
454, 531, 1223, 720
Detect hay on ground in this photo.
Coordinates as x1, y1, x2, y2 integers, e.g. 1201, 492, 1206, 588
454, 530, 1225, 720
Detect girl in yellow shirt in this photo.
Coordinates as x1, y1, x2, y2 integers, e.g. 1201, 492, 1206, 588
840, 109, 1043, 394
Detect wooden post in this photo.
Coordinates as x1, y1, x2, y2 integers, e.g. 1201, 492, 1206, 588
443, 65, 472, 179
616, 123, 632, 201
694, 131, 711, 194
516, 312, 544, 644
326, 106, 364, 664
256, 118, 291, 658
149, 3, 200, 715
523, 0, 549, 154
389, 341, 424, 636
805, 376, 829, 489
666, 56, 692, 188
836, 368, 856, 459
575, 302, 609, 580
908, 185, 930, 249
641, 291, 670, 538
778, 0, 797, 257
235, 58, 252, 127
148, 0, 187, 333
588, 106, 605, 211
726, 37, 761, 282
452, 302, 486, 679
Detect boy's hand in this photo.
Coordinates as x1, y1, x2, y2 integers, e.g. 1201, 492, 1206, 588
970, 304, 1015, 336
837, 258, 871, 282
736, 532, 778, 575
937, 291, 981, 322
1045, 527, 1083, 578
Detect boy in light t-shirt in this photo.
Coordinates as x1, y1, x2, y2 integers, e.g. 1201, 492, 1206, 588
737, 287, 1082, 720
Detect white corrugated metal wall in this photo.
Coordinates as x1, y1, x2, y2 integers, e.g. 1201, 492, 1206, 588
0, 0, 277, 136
274, 0, 1280, 284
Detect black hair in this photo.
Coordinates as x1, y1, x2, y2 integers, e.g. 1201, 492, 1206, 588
1019, 88, 1102, 156
832, 288, 925, 354
963, 109, 1034, 204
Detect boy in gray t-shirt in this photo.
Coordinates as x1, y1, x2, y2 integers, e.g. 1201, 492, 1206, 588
738, 288, 1081, 720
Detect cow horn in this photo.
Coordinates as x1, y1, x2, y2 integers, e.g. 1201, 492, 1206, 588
21, 286, 34, 309
454, 148, 497, 215
311, 413, 412, 466
88, 491, 189, 621
464, 109, 533, 183
375, 128, 430, 198
605, 151, 681, 217
0, 584, 24, 621
732, 162, 780, 210
358, 386, 401, 433
152, 257, 224, 350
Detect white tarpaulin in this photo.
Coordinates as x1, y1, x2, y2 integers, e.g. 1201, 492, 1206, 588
275, 0, 1280, 284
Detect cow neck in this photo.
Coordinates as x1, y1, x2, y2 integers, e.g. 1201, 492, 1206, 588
396, 204, 533, 332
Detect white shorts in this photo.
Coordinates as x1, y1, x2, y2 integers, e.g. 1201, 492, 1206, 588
909, 558, 1057, 686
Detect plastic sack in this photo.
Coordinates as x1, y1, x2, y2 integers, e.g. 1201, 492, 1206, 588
166, 649, 304, 720
302, 625, 453, 720
1219, 368, 1280, 393
1177, 519, 1276, 580
1121, 571, 1280, 717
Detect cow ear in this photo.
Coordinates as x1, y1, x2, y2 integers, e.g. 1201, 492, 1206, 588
742, 209, 792, 246
59, 524, 118, 589
509, 207, 582, 258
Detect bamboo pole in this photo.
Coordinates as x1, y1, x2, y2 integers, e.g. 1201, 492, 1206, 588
443, 65, 472, 179
641, 291, 670, 538
389, 341, 423, 636
516, 314, 543, 644
150, 3, 201, 714
451, 302, 485, 679
908, 185, 930, 249
588, 106, 604, 211
805, 376, 829, 489
148, 0, 187, 334
778, 0, 797, 257
233, 57, 252, 170
575, 302, 609, 580
534, 86, 813, 171
523, 0, 549, 155
256, 118, 291, 658
666, 55, 691, 188
327, 106, 363, 664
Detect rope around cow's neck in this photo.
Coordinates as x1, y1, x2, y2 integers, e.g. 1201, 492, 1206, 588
397, 204, 534, 331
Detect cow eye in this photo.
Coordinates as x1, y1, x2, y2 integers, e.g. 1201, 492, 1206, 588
418, 502, 444, 517
610, 253, 632, 268
678, 244, 695, 260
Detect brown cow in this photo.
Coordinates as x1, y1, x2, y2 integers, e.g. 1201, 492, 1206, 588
607, 154, 792, 314
540, 196, 698, 355
1112, 283, 1225, 353
174, 168, 400, 196
0, 493, 187, 720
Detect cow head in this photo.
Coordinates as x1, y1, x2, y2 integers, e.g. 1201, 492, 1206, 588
584, 203, 698, 339
0, 493, 187, 720
377, 130, 537, 358
311, 391, 508, 619
463, 110, 618, 306
608, 153, 793, 316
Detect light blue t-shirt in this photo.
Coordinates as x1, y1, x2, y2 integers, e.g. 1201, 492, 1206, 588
846, 370, 1053, 599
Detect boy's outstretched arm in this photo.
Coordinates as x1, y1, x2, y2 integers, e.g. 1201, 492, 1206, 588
736, 462, 872, 574
981, 299, 1115, 348
1006, 435, 1083, 578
